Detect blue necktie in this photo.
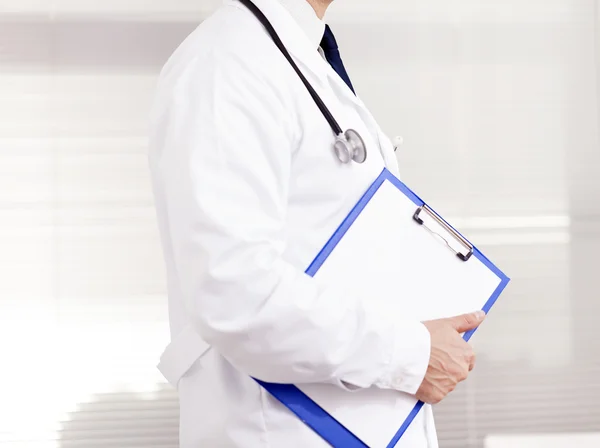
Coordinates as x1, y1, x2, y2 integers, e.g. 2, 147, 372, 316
320, 25, 355, 95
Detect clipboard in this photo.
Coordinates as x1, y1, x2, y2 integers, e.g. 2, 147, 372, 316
256, 168, 510, 448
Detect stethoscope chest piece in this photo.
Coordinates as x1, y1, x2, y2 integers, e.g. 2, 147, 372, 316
334, 129, 367, 164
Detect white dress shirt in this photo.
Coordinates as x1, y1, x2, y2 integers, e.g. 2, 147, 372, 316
279, 0, 326, 50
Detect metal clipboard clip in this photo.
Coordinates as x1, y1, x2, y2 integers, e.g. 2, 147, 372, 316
413, 204, 474, 262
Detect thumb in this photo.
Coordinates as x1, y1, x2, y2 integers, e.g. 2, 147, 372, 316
447, 310, 486, 333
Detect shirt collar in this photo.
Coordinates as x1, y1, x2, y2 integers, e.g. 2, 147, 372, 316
277, 0, 326, 50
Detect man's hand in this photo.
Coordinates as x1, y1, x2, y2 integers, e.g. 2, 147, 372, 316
415, 311, 486, 404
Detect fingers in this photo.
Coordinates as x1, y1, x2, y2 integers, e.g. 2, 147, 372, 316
448, 310, 486, 333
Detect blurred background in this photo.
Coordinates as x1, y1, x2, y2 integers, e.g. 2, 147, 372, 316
0, 0, 599, 447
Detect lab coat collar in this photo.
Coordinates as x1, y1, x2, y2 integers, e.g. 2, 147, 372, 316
230, 0, 372, 112
228, 0, 331, 88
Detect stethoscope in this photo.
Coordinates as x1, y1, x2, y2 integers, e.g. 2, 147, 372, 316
239, 0, 368, 164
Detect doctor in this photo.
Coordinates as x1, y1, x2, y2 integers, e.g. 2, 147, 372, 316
148, 0, 485, 446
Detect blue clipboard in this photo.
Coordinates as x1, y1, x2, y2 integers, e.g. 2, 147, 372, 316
256, 168, 510, 448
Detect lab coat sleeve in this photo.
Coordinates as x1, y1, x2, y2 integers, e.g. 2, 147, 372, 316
153, 48, 430, 396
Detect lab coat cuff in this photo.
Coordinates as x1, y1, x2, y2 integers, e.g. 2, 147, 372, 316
382, 321, 431, 395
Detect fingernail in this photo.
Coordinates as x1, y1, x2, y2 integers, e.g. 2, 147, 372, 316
475, 310, 486, 319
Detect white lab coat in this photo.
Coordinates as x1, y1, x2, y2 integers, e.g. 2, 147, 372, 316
148, 0, 439, 446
